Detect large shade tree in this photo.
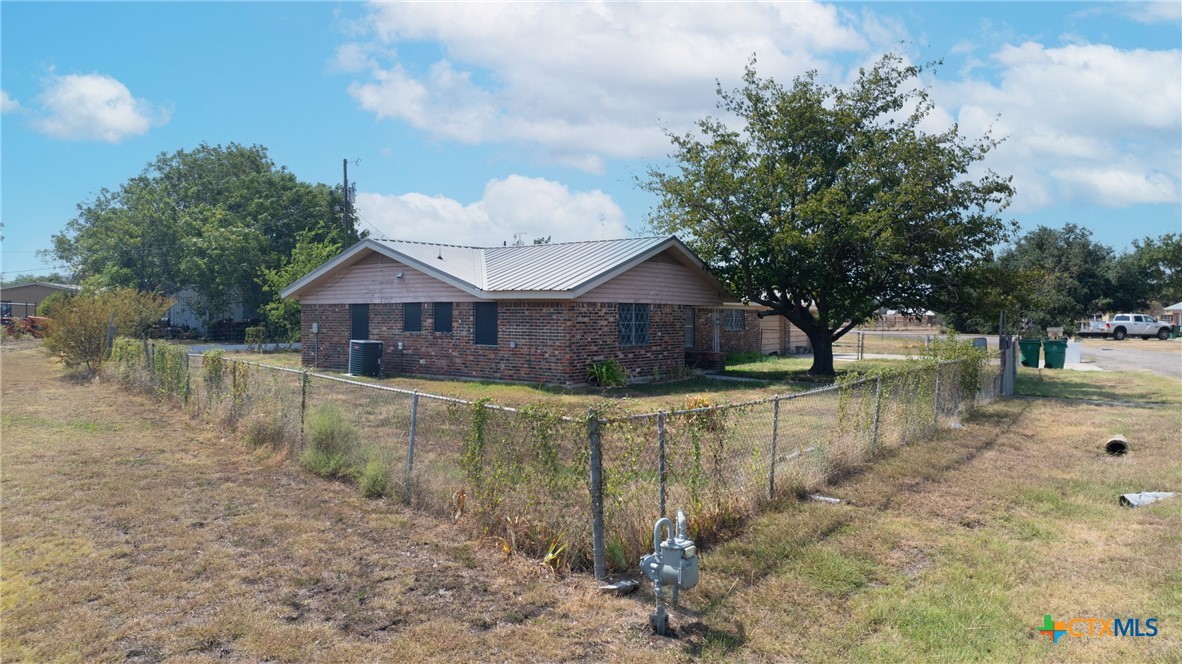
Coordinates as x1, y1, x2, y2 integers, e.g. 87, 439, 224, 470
49, 143, 356, 327
646, 54, 1015, 375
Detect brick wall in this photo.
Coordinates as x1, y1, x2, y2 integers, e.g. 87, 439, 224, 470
299, 300, 691, 385
567, 302, 687, 383
690, 308, 760, 354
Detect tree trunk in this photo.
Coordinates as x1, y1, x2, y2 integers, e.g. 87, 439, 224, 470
804, 327, 835, 376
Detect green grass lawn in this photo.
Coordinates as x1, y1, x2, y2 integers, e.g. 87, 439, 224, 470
723, 352, 906, 381
224, 349, 826, 414
1015, 366, 1182, 405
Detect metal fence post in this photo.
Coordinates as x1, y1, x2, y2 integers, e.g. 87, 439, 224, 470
657, 411, 666, 519
870, 376, 883, 456
932, 363, 941, 425
768, 396, 780, 500
588, 409, 606, 581
183, 352, 191, 404
406, 391, 419, 504
300, 370, 308, 432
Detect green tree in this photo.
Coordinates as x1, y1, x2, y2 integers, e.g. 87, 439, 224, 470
48, 143, 356, 328
999, 224, 1114, 328
258, 223, 342, 342
932, 260, 1038, 334
1122, 234, 1182, 306
1, 272, 74, 288
646, 55, 1014, 375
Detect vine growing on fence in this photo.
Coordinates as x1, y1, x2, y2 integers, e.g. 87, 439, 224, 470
203, 350, 225, 397
151, 342, 190, 402
462, 398, 492, 513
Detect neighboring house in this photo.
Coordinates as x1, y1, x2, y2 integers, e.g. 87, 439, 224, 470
1162, 302, 1182, 326
876, 309, 938, 329
282, 236, 754, 384
0, 282, 80, 317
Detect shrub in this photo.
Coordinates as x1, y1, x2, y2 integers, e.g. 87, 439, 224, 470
300, 405, 359, 478
301, 448, 354, 479
242, 413, 287, 450
587, 359, 626, 387
36, 290, 73, 316
41, 288, 172, 373
358, 459, 390, 498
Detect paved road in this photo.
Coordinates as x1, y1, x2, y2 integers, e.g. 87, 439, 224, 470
1078, 340, 1182, 381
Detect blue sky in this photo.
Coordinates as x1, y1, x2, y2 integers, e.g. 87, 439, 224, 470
2, 1, 1179, 280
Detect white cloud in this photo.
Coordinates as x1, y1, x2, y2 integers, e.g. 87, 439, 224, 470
935, 41, 1181, 211
1, 90, 19, 113
340, 3, 1180, 215
355, 175, 628, 246
342, 1, 873, 170
1120, 2, 1181, 25
1051, 166, 1178, 207
31, 72, 169, 142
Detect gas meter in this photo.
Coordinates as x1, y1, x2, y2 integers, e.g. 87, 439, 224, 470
640, 510, 698, 635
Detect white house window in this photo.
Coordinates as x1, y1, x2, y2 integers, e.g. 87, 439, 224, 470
619, 303, 650, 346
724, 309, 744, 331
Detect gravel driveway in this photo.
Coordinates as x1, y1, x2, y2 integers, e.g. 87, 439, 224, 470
1079, 339, 1182, 381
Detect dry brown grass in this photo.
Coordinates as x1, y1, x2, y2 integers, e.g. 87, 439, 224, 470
3, 343, 1178, 662
1, 345, 679, 662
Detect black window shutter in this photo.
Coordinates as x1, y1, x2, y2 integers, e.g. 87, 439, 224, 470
474, 302, 497, 345
434, 302, 453, 333
404, 303, 422, 332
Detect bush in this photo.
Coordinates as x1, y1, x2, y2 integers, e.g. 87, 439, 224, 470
300, 405, 359, 478
41, 288, 172, 373
242, 413, 287, 450
301, 448, 354, 479
587, 359, 626, 387
358, 459, 390, 498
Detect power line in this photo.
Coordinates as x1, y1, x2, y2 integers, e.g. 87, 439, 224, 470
0, 265, 73, 277
351, 209, 389, 241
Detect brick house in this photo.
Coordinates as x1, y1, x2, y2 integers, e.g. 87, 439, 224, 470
281, 236, 786, 385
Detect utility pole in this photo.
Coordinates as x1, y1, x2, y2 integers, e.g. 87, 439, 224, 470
342, 158, 352, 238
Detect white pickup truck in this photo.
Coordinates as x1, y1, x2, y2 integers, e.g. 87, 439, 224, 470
1084, 313, 1173, 341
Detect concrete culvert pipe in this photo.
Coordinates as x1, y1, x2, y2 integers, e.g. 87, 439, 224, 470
1105, 435, 1128, 456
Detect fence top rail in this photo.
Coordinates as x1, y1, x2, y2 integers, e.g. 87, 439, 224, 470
185, 352, 582, 421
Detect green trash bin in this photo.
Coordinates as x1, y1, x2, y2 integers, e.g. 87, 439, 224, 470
1043, 339, 1067, 369
1018, 339, 1041, 367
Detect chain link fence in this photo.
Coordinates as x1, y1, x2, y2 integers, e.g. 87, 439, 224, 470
105, 338, 999, 577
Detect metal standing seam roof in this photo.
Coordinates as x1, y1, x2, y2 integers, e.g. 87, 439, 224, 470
485, 236, 672, 291
367, 236, 682, 293
282, 235, 718, 300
